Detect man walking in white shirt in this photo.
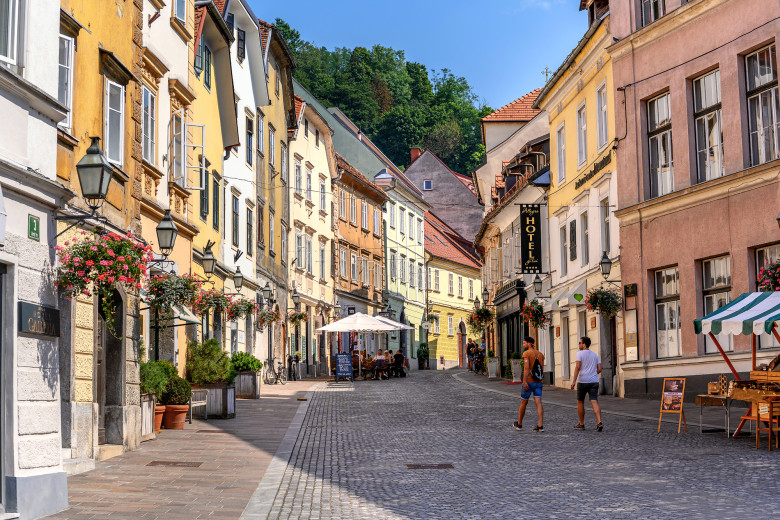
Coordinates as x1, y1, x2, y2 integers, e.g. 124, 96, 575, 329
570, 336, 603, 431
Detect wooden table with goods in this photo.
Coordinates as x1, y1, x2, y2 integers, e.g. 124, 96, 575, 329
694, 376, 731, 436
729, 371, 780, 450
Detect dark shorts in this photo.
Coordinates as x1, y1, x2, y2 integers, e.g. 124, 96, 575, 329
577, 382, 599, 401
520, 382, 543, 400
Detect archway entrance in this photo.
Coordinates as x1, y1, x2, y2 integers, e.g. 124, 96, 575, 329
96, 290, 124, 446
458, 321, 467, 367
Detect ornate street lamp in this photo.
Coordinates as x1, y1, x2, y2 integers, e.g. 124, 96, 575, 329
533, 274, 543, 294
292, 287, 301, 310
473, 296, 480, 309
262, 281, 273, 301
202, 242, 216, 278
481, 288, 489, 307
233, 266, 244, 292
76, 137, 114, 210
600, 251, 612, 280
156, 209, 178, 258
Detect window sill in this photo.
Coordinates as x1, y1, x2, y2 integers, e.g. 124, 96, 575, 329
294, 192, 304, 201
57, 128, 79, 148
319, 210, 328, 218
170, 17, 192, 43
305, 200, 315, 209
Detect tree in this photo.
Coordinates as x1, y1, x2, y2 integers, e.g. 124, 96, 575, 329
274, 18, 303, 55
422, 119, 462, 163
374, 105, 428, 167
371, 72, 393, 114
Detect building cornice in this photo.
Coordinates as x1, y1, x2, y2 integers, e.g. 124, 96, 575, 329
0, 65, 67, 124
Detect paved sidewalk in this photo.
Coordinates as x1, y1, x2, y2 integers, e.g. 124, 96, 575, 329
46, 380, 320, 519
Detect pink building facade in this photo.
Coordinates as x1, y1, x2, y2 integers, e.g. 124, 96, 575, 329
610, 0, 780, 398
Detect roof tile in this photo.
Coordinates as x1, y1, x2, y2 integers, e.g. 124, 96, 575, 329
482, 88, 542, 122
425, 212, 482, 269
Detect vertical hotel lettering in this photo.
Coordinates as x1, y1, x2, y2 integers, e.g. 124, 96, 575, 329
521, 204, 542, 273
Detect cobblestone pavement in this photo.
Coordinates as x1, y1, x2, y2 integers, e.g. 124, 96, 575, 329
262, 370, 780, 520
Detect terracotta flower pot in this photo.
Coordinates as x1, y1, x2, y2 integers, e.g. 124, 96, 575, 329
154, 404, 166, 432
162, 404, 189, 430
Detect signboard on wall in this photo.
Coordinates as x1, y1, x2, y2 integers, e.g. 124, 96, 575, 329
520, 204, 542, 273
18, 302, 59, 337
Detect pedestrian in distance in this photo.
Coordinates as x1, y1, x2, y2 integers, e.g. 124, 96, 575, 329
467, 339, 475, 370
570, 336, 604, 432
514, 337, 545, 432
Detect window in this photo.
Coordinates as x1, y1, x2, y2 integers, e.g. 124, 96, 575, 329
448, 315, 454, 336
377, 262, 383, 288
320, 181, 326, 210
226, 13, 234, 33
304, 119, 309, 138
258, 115, 264, 154
648, 92, 673, 198
569, 220, 577, 262
641, 0, 665, 27
0, 0, 19, 64
361, 201, 368, 230
390, 252, 397, 280
245, 116, 254, 165
306, 235, 313, 275
601, 198, 610, 254
560, 226, 568, 277
389, 203, 396, 228
246, 208, 253, 256
306, 169, 312, 202
556, 124, 566, 183
212, 178, 220, 230
58, 35, 75, 131
279, 222, 286, 263
200, 168, 209, 219
203, 45, 212, 90
237, 28, 246, 60
448, 273, 454, 295
269, 127, 275, 166
580, 212, 589, 266
423, 180, 432, 190
434, 269, 440, 291
409, 260, 415, 287
746, 45, 779, 166
104, 80, 125, 164
693, 70, 723, 182
258, 206, 264, 246
399, 207, 406, 234
597, 83, 608, 149
703, 256, 732, 353
373, 209, 380, 235
361, 257, 368, 285
469, 279, 474, 300
315, 129, 320, 147
428, 267, 432, 289
141, 86, 155, 163
351, 253, 357, 281
418, 265, 423, 290
275, 63, 280, 96
408, 213, 414, 241
400, 255, 406, 283
458, 276, 463, 297
295, 232, 304, 269
320, 243, 326, 279
171, 113, 184, 183
339, 190, 347, 220
417, 219, 423, 244
350, 196, 357, 225
195, 36, 204, 75
340, 248, 347, 277
280, 143, 288, 183
655, 266, 681, 358
269, 211, 275, 254
577, 104, 587, 165
434, 314, 440, 334
232, 195, 240, 247
174, 0, 186, 23
294, 161, 302, 195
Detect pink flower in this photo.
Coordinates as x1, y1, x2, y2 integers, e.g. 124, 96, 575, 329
123, 264, 129, 271
107, 276, 114, 283
107, 250, 115, 257
90, 246, 97, 251
136, 283, 142, 289
85, 260, 94, 267
117, 256, 125, 262
77, 271, 85, 277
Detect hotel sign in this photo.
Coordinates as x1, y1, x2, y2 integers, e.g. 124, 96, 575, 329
575, 153, 611, 190
18, 302, 60, 337
520, 204, 542, 273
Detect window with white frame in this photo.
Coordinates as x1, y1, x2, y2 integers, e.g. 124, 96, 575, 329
655, 266, 681, 358
417, 219, 423, 244
448, 315, 454, 336
556, 124, 566, 183
245, 116, 254, 165
258, 114, 264, 154
400, 255, 406, 283
361, 257, 368, 285
423, 180, 432, 190
104, 80, 125, 165
407, 212, 414, 242
280, 222, 286, 263
295, 232, 303, 269
448, 273, 454, 295
469, 279, 474, 300
141, 86, 155, 163
693, 70, 723, 182
560, 225, 568, 277
434, 269, 440, 291
418, 265, 423, 290
601, 198, 610, 254
269, 212, 275, 254
58, 35, 75, 131
581, 212, 589, 266
232, 195, 240, 247
703, 256, 732, 353
427, 267, 432, 289
390, 252, 397, 280
351, 253, 357, 281
389, 203, 396, 228
306, 168, 312, 202
294, 162, 302, 194
304, 118, 309, 138
648, 92, 673, 198
361, 201, 368, 230
306, 235, 313, 274
350, 196, 356, 225
340, 248, 347, 277
597, 83, 608, 149
458, 276, 463, 297
320, 181, 326, 210
434, 314, 440, 334
373, 209, 380, 235
339, 190, 346, 220
320, 242, 326, 279
577, 104, 587, 165
171, 113, 184, 183
0, 0, 20, 65
399, 207, 406, 234
746, 45, 779, 166
641, 0, 665, 27
409, 259, 415, 287
269, 126, 275, 166
375, 262, 382, 288
174, 0, 186, 23
280, 142, 288, 183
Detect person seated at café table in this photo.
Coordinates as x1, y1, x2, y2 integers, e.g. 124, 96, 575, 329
386, 350, 394, 376
351, 350, 360, 378
392, 349, 406, 377
375, 349, 388, 380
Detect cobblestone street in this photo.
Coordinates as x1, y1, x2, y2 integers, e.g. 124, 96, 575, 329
257, 370, 780, 520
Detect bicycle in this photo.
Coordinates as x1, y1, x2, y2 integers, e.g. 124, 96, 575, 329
264, 359, 288, 385
472, 355, 487, 376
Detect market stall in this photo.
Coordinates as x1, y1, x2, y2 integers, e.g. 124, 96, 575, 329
694, 292, 780, 446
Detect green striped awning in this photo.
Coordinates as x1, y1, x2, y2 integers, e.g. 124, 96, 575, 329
694, 292, 780, 336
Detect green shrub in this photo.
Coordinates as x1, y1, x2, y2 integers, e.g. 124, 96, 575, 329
231, 351, 263, 372
186, 338, 236, 384
140, 360, 177, 399
416, 342, 429, 359
160, 375, 191, 405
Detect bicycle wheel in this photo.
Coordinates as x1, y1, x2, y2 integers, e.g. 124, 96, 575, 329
266, 369, 277, 385
279, 371, 288, 385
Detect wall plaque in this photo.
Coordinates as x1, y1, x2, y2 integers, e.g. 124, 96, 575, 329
18, 302, 60, 337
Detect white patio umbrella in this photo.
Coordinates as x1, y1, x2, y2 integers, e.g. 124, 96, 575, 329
316, 312, 398, 333
373, 315, 413, 330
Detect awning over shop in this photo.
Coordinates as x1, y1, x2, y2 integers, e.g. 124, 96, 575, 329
554, 280, 587, 309
694, 292, 780, 336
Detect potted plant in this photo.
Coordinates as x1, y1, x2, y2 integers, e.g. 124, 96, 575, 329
54, 230, 152, 337
186, 339, 237, 419
486, 348, 501, 379
507, 351, 524, 383
758, 260, 780, 292
467, 307, 494, 336
416, 343, 429, 370
583, 287, 623, 320
160, 375, 191, 430
257, 307, 282, 329
231, 351, 263, 399
227, 298, 260, 322
520, 300, 550, 329
140, 359, 177, 432
192, 288, 232, 317
287, 310, 309, 327
146, 273, 202, 327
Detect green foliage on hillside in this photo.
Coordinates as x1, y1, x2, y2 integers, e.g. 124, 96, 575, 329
275, 19, 492, 175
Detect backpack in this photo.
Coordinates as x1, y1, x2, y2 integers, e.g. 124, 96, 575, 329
529, 352, 544, 382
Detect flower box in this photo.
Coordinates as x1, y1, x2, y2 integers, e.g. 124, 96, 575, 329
191, 382, 236, 419
235, 370, 261, 399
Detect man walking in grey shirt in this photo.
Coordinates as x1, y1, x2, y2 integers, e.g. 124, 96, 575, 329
570, 336, 603, 431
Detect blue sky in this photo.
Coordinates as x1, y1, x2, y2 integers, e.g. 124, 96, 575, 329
247, 0, 589, 111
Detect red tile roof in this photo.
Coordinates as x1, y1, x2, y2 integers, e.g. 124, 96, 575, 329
294, 95, 305, 122
425, 212, 482, 269
481, 88, 542, 122
335, 153, 388, 201
213, 0, 227, 14
258, 19, 271, 56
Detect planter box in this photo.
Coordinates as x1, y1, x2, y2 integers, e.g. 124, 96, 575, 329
140, 393, 156, 442
487, 358, 501, 379
235, 371, 261, 399
191, 383, 236, 419
511, 360, 524, 383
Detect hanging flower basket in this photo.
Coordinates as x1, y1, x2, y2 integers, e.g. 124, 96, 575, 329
227, 298, 260, 321
55, 230, 152, 337
146, 273, 202, 325
467, 307, 494, 336
424, 313, 439, 323
757, 260, 780, 292
287, 311, 309, 327
257, 308, 282, 327
520, 300, 550, 329
192, 288, 232, 317
583, 287, 623, 320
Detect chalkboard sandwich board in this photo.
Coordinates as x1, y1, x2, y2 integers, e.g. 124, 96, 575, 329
335, 353, 353, 382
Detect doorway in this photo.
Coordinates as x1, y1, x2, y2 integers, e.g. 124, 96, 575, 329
458, 321, 467, 367
600, 316, 617, 395
96, 290, 123, 446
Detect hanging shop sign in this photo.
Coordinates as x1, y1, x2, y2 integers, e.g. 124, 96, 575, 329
18, 302, 60, 337
520, 204, 542, 273
575, 152, 611, 190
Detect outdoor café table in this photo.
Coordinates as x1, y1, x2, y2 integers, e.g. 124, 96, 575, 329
695, 394, 731, 436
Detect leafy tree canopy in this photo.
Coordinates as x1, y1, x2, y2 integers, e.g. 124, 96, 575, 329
275, 18, 492, 175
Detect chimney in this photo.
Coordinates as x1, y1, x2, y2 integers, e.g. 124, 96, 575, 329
411, 147, 422, 163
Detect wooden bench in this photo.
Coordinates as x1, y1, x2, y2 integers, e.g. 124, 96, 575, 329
188, 389, 209, 424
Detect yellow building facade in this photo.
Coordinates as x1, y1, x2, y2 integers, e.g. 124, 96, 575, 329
535, 6, 623, 394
